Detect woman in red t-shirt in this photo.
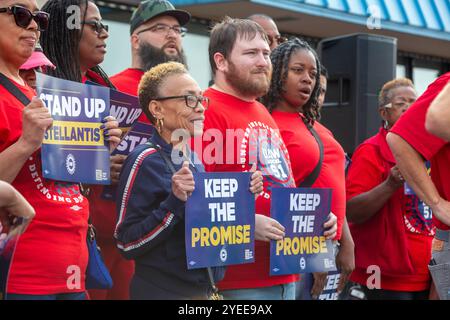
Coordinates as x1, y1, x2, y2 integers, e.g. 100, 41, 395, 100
39, 0, 130, 300
262, 38, 355, 299
346, 78, 433, 299
0, 0, 120, 300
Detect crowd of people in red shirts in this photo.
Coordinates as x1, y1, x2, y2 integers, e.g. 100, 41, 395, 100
0, 0, 449, 300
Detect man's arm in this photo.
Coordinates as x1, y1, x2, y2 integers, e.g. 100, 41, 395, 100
386, 132, 450, 226
426, 82, 450, 141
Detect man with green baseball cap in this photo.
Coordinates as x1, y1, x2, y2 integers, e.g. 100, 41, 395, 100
110, 0, 191, 99
129, 0, 190, 35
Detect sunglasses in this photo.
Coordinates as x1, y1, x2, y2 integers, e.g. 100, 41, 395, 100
0, 5, 49, 31
81, 20, 109, 34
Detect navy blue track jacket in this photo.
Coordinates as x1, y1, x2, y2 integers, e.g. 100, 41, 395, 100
114, 133, 225, 298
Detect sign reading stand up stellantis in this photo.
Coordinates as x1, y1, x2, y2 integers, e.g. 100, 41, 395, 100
37, 73, 110, 184
185, 172, 255, 269
270, 188, 337, 275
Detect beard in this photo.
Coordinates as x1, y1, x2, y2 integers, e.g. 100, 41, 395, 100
138, 42, 187, 71
225, 60, 271, 98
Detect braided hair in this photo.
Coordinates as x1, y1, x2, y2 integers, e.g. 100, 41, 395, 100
262, 38, 321, 126
40, 0, 114, 88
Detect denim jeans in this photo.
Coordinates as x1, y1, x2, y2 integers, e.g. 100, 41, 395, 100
429, 229, 450, 300
7, 291, 87, 300
221, 282, 295, 300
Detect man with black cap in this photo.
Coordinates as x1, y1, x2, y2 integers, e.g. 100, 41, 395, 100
110, 0, 191, 98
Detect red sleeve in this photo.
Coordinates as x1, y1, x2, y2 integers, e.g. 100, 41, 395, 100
391, 74, 450, 160
346, 143, 385, 200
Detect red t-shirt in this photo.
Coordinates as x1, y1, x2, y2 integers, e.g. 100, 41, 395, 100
391, 72, 450, 231
347, 128, 432, 291
110, 68, 149, 123
200, 87, 297, 290
271, 111, 346, 240
1, 78, 89, 294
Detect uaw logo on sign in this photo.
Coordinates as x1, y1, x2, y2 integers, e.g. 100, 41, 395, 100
66, 154, 76, 175
185, 172, 255, 269
37, 73, 111, 184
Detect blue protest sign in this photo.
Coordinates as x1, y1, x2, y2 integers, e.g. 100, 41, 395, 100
185, 172, 255, 269
86, 81, 141, 132
99, 89, 143, 200
102, 121, 154, 200
37, 73, 111, 184
112, 121, 153, 156
110, 89, 141, 130
270, 188, 337, 275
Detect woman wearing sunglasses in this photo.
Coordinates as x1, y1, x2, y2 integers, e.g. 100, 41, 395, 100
114, 62, 263, 299
38, 0, 131, 301
0, 0, 93, 300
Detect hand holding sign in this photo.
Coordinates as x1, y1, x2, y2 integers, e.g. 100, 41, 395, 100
19, 97, 53, 154
102, 116, 122, 152
249, 163, 263, 197
172, 161, 195, 202
255, 214, 285, 242
323, 212, 337, 240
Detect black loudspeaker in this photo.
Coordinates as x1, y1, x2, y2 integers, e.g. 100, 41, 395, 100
317, 33, 397, 154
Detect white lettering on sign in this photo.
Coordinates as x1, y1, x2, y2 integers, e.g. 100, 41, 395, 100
290, 193, 321, 211
204, 178, 238, 198
292, 215, 315, 233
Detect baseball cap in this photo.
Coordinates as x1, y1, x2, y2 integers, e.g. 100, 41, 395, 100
130, 0, 191, 35
20, 47, 55, 71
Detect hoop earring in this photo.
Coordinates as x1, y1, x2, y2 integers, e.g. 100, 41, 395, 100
156, 118, 164, 134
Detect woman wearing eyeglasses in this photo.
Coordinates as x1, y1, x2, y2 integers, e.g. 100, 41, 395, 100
346, 78, 434, 300
0, 0, 93, 300
39, 0, 134, 301
114, 62, 263, 300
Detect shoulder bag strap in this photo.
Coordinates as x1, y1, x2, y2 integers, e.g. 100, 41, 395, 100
299, 119, 324, 188
0, 73, 31, 106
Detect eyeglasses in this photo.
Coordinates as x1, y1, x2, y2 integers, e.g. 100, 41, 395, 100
137, 24, 187, 37
0, 6, 49, 31
384, 101, 413, 110
267, 34, 287, 48
154, 95, 209, 109
81, 20, 109, 34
